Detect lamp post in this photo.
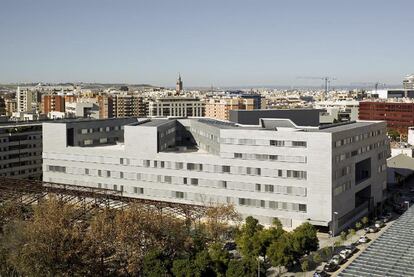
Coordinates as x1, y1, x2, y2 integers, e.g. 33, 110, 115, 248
332, 212, 338, 255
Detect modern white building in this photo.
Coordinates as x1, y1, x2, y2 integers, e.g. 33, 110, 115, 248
147, 97, 205, 117
42, 117, 388, 233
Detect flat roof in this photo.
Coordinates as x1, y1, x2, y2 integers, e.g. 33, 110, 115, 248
339, 205, 414, 277
315, 121, 382, 133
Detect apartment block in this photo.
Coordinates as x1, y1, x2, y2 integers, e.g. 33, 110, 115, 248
205, 98, 255, 121
42, 94, 65, 114
147, 97, 204, 117
0, 122, 43, 179
359, 101, 414, 134
43, 117, 387, 233
113, 94, 145, 117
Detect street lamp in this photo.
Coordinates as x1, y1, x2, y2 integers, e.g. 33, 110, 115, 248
332, 212, 338, 255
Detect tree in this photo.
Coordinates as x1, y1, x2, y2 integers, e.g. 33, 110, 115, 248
348, 228, 356, 237
208, 243, 230, 275
204, 204, 241, 242
267, 233, 295, 269
142, 249, 169, 277
355, 221, 362, 230
361, 216, 369, 227
5, 197, 89, 276
313, 252, 322, 264
340, 231, 347, 241
388, 129, 400, 141
172, 257, 195, 277
226, 258, 263, 277
301, 260, 310, 272
291, 223, 319, 258
235, 216, 264, 259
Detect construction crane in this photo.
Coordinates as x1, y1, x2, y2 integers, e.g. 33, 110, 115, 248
297, 76, 336, 99
350, 82, 386, 93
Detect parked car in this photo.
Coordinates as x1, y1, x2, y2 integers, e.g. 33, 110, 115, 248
368, 226, 379, 233
358, 235, 368, 244
380, 214, 391, 223
345, 244, 357, 254
375, 220, 385, 228
330, 254, 344, 265
323, 262, 339, 272
313, 270, 330, 277
339, 249, 352, 259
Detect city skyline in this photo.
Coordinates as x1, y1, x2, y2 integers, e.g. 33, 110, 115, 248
1, 0, 413, 86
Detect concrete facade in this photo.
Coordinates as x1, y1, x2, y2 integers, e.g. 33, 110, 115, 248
43, 117, 388, 233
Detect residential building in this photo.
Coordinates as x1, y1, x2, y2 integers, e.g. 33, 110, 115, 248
97, 95, 113, 119
42, 94, 65, 114
43, 117, 387, 233
359, 101, 414, 134
147, 97, 204, 117
5, 99, 17, 117
0, 122, 42, 179
16, 87, 40, 113
316, 100, 359, 123
113, 94, 145, 117
205, 98, 255, 121
65, 101, 100, 119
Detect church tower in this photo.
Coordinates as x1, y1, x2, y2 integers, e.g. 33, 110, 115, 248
176, 73, 183, 94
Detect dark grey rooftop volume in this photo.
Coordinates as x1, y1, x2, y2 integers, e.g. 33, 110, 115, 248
229, 109, 323, 126
339, 205, 414, 277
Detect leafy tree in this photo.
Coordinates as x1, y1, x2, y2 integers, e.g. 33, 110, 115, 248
388, 129, 400, 141
349, 228, 356, 237
226, 258, 263, 277
355, 221, 362, 230
208, 243, 230, 275
267, 233, 295, 269
204, 204, 241, 242
340, 231, 347, 241
142, 249, 170, 277
5, 197, 88, 276
291, 222, 319, 258
235, 216, 263, 259
301, 260, 310, 272
361, 216, 369, 226
172, 257, 195, 277
313, 252, 322, 264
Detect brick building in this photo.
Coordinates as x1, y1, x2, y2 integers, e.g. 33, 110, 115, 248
359, 101, 414, 134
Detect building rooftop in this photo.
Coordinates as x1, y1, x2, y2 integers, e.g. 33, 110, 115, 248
339, 205, 414, 277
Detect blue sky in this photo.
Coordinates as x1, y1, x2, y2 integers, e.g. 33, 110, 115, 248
0, 0, 412, 87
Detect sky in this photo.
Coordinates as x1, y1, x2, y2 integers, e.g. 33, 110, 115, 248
0, 0, 413, 87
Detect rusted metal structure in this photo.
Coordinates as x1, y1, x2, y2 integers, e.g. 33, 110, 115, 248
0, 177, 207, 221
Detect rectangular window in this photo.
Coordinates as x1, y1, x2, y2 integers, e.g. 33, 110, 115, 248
191, 178, 198, 185
183, 177, 188, 185
292, 141, 307, 147
98, 170, 102, 177
234, 153, 243, 158
270, 140, 284, 147
175, 191, 185, 199
299, 204, 307, 212
120, 172, 124, 178
164, 176, 172, 183
85, 168, 89, 175
255, 183, 261, 192
219, 181, 227, 189
134, 187, 144, 194
106, 171, 111, 177
265, 184, 274, 193
222, 165, 231, 173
